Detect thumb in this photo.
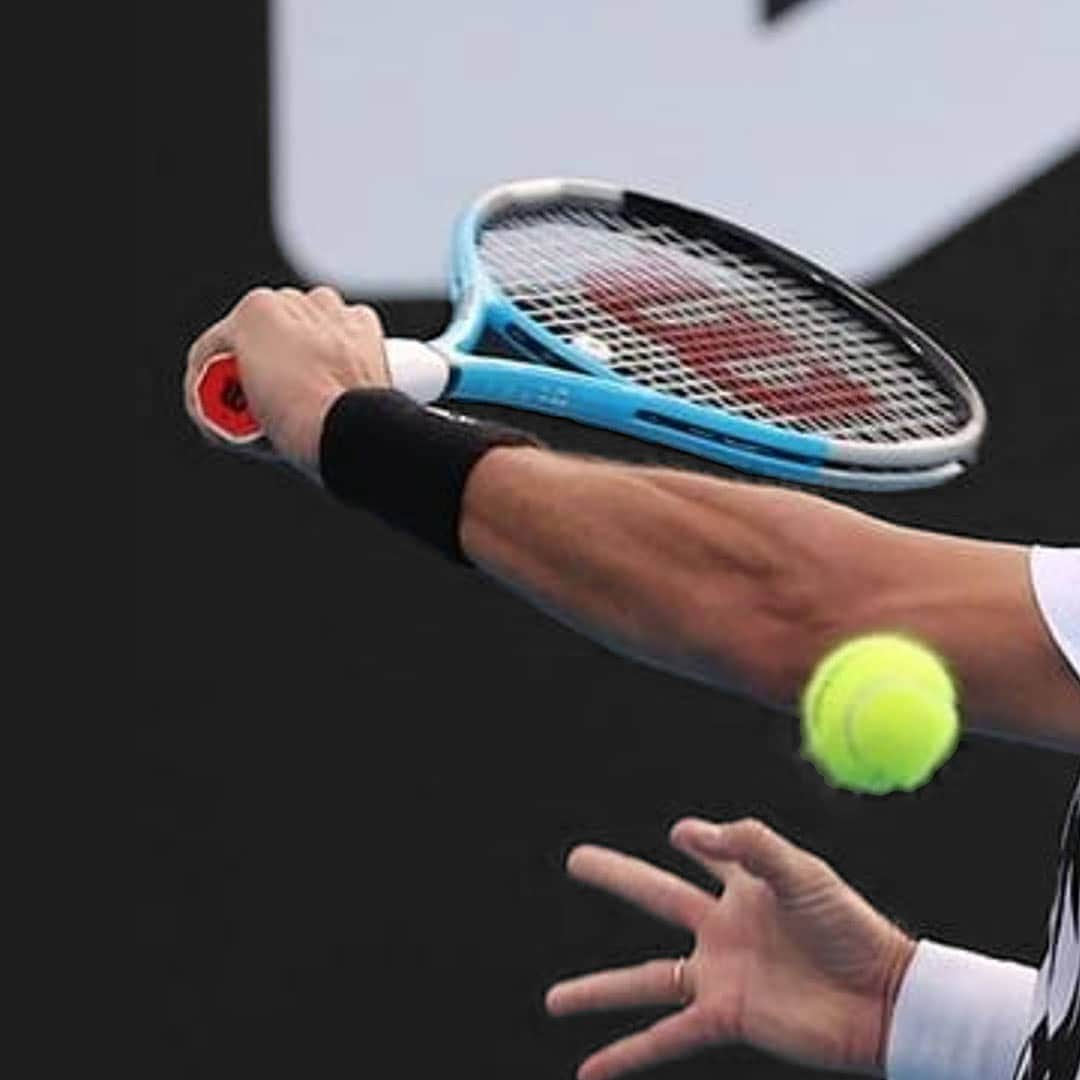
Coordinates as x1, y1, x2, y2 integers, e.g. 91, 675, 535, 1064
677, 818, 835, 900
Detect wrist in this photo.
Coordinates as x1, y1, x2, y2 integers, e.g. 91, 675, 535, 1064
294, 380, 363, 471
459, 444, 549, 564
876, 932, 917, 1075
318, 389, 543, 561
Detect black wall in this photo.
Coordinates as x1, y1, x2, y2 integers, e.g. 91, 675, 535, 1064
138, 6, 1079, 1077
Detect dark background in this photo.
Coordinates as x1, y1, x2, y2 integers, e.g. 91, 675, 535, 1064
138, 5, 1079, 1077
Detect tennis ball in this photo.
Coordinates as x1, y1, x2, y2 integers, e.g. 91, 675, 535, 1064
800, 634, 959, 794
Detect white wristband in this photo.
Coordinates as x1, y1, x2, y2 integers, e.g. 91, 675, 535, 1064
886, 940, 1037, 1080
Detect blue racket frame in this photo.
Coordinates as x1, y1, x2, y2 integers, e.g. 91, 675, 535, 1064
420, 183, 970, 491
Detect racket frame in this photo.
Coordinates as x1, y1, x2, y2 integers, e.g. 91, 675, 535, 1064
195, 177, 984, 491
421, 178, 984, 482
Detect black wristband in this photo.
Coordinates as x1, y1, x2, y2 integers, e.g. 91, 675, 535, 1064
319, 389, 543, 563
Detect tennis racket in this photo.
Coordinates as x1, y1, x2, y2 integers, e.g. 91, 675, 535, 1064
194, 178, 986, 491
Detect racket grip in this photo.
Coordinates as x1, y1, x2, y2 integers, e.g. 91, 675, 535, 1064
192, 341, 452, 446
383, 339, 452, 404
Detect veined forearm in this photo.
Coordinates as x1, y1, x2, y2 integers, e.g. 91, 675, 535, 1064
459, 447, 886, 706
460, 447, 1080, 749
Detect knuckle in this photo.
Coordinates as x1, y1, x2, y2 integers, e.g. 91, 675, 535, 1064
803, 852, 838, 884
348, 302, 384, 335
736, 817, 771, 841
237, 286, 275, 316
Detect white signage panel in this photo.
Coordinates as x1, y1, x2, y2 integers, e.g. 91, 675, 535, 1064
272, 0, 1080, 292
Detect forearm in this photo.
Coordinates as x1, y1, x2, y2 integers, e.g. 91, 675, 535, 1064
461, 447, 857, 702
461, 447, 1080, 747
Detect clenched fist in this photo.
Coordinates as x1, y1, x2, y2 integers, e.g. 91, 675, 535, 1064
184, 285, 390, 472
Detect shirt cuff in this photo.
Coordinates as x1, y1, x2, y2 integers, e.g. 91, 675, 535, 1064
886, 939, 1037, 1080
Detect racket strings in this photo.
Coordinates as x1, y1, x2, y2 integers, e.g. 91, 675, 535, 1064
478, 206, 964, 443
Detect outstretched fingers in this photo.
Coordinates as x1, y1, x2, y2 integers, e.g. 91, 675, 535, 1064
670, 818, 835, 900
566, 844, 714, 933
547, 958, 688, 1016
575, 1006, 722, 1080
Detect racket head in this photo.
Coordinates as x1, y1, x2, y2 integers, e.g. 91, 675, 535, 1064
442, 179, 985, 471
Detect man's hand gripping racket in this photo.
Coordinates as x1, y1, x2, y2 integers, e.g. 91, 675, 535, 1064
191, 179, 986, 491
186, 285, 401, 472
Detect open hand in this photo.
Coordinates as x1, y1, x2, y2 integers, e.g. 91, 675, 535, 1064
547, 817, 915, 1079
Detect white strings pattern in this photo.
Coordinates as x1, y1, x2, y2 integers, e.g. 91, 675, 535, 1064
478, 205, 965, 442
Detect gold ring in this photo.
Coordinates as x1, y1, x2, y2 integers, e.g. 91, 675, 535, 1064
672, 957, 690, 1003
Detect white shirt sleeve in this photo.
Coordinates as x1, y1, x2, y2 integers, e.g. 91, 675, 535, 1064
1029, 545, 1080, 680
886, 941, 1038, 1079
886, 544, 1079, 1079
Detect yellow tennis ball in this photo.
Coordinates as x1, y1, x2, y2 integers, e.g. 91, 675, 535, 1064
800, 634, 960, 794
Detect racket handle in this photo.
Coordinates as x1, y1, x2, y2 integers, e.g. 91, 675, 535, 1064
192, 341, 452, 445
383, 339, 452, 403
192, 353, 262, 445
